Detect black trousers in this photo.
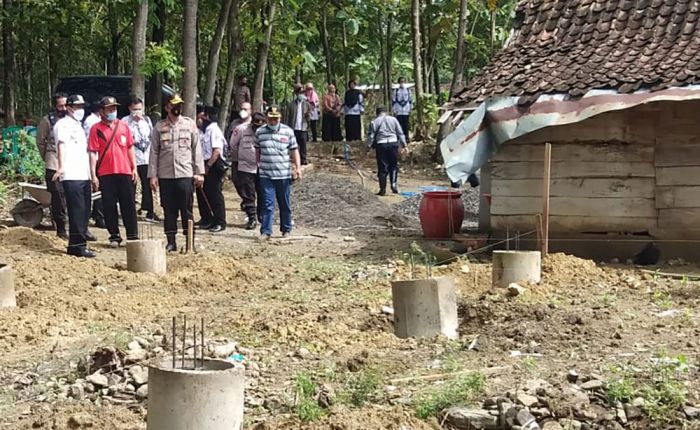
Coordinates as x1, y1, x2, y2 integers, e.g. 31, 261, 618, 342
160, 178, 194, 243
322, 113, 342, 142
197, 163, 227, 227
238, 171, 259, 219
62, 180, 91, 253
396, 115, 410, 141
100, 174, 139, 242
45, 169, 66, 234
345, 115, 362, 141
136, 164, 154, 217
294, 130, 308, 165
309, 120, 318, 142
376, 144, 399, 183
91, 198, 104, 225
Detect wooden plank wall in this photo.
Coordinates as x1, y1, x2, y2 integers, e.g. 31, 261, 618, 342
654, 100, 700, 237
489, 106, 659, 234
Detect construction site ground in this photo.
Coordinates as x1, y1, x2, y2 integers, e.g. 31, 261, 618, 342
0, 143, 698, 430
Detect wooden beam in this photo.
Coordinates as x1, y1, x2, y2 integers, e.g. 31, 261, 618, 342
542, 142, 551, 256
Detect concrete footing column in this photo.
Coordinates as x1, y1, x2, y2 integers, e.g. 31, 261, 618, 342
391, 276, 458, 339
127, 240, 166, 274
147, 359, 245, 430
0, 264, 16, 308
492, 250, 541, 288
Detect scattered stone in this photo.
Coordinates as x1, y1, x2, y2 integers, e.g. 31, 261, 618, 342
616, 407, 627, 425
86, 372, 108, 388
132, 336, 151, 349
542, 422, 563, 430
129, 365, 148, 386
516, 409, 541, 430
440, 407, 500, 430
631, 397, 645, 408
683, 406, 699, 418
212, 342, 238, 358
316, 384, 335, 408
127, 341, 143, 352
525, 379, 549, 394
566, 314, 583, 325
558, 419, 581, 430
124, 348, 148, 363
567, 370, 579, 383
135, 384, 148, 400
624, 404, 642, 420
342, 236, 356, 242
295, 347, 311, 359
517, 392, 539, 408
507, 283, 527, 297
580, 379, 604, 391
14, 373, 35, 387
68, 413, 95, 428
461, 264, 471, 273
69, 383, 85, 400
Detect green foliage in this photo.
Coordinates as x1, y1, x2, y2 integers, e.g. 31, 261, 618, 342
141, 42, 184, 82
0, 132, 43, 183
652, 290, 674, 310
606, 365, 636, 404
415, 372, 486, 419
294, 373, 325, 422
342, 369, 383, 407
0, 181, 8, 206
601, 292, 618, 307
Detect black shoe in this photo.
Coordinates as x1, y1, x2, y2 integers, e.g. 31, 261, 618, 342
68, 248, 96, 258
197, 222, 213, 230
85, 231, 97, 241
194, 219, 205, 226
245, 219, 257, 230
209, 225, 226, 233
391, 183, 399, 194
166, 243, 177, 252
376, 189, 386, 196
57, 231, 68, 240
94, 219, 106, 229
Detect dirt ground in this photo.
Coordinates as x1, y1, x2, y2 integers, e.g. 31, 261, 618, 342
0, 143, 699, 429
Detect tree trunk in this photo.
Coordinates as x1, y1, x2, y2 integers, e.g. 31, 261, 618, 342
107, 1, 120, 74
421, 1, 430, 94
378, 14, 388, 106
411, 0, 424, 140
203, 0, 233, 105
342, 21, 349, 87
2, 0, 16, 126
218, 0, 240, 128
386, 13, 393, 105
449, 0, 468, 98
182, 0, 198, 117
147, 0, 166, 118
267, 54, 275, 105
252, 1, 275, 112
131, 0, 149, 101
490, 10, 496, 54
320, 7, 332, 85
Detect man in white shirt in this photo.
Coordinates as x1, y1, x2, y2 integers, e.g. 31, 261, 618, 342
196, 105, 227, 232
284, 84, 310, 165
52, 95, 95, 258
392, 77, 412, 141
122, 96, 158, 222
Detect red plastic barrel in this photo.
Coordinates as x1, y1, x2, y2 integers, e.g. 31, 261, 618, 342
418, 190, 465, 238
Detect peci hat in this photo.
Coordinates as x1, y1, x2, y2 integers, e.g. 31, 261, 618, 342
99, 96, 120, 108
266, 105, 282, 118
203, 105, 220, 117
66, 94, 86, 106
168, 94, 185, 105
252, 112, 266, 125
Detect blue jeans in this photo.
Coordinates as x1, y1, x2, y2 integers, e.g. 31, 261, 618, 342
259, 177, 292, 236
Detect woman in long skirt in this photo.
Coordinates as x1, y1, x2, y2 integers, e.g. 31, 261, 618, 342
343, 80, 364, 141
322, 83, 343, 141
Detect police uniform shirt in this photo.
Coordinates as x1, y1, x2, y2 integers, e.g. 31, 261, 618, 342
148, 116, 205, 179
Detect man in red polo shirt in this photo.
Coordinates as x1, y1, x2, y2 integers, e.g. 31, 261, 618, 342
88, 96, 139, 248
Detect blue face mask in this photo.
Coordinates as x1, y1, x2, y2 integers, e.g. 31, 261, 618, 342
269, 123, 280, 131
106, 111, 118, 121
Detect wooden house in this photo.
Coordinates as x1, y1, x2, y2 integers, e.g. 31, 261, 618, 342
439, 0, 700, 258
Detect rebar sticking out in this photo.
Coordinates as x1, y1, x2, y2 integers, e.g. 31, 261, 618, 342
200, 318, 205, 369
171, 316, 176, 369
182, 315, 187, 368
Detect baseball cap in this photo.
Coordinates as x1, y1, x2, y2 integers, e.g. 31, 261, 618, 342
266, 106, 282, 118
66, 95, 86, 106
99, 96, 120, 107
168, 94, 185, 105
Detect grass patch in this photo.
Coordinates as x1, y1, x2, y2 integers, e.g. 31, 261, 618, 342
341, 369, 383, 407
294, 372, 325, 422
415, 372, 486, 419
652, 290, 674, 310
600, 292, 617, 308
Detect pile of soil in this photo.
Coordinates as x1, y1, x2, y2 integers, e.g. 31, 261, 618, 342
0, 227, 64, 252
292, 173, 411, 229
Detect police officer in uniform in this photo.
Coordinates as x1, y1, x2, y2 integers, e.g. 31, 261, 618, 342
366, 106, 407, 196
148, 94, 205, 251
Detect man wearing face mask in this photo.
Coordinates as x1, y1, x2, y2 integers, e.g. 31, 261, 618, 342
195, 105, 227, 233
392, 77, 412, 141
52, 95, 96, 258
226, 101, 251, 142
231, 112, 265, 230
148, 94, 205, 252
123, 97, 158, 222
36, 92, 69, 239
88, 96, 139, 248
284, 84, 310, 165
233, 75, 251, 119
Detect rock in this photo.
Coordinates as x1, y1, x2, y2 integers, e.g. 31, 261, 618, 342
212, 342, 238, 358
132, 336, 151, 349
127, 341, 143, 352
542, 422, 562, 430
125, 348, 148, 363
507, 283, 527, 297
516, 409, 541, 430
14, 373, 36, 387
558, 419, 581, 430
69, 383, 85, 400
631, 397, 645, 408
567, 370, 579, 383
129, 365, 148, 386
316, 384, 335, 408
440, 407, 500, 430
517, 392, 539, 408
683, 406, 699, 418
580, 379, 604, 391
295, 347, 311, 359
84, 383, 96, 394
86, 372, 108, 388
616, 407, 627, 425
461, 264, 471, 273
624, 404, 642, 420
342, 236, 356, 242
68, 413, 95, 428
135, 384, 148, 400
525, 379, 549, 394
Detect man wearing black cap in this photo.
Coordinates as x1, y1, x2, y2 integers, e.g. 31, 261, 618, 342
196, 105, 227, 232
366, 106, 407, 196
148, 94, 204, 251
88, 96, 139, 248
52, 95, 96, 257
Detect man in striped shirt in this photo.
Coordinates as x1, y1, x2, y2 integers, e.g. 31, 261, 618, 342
254, 106, 302, 240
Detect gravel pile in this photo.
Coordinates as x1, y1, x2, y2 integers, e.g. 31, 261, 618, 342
292, 173, 411, 229
392, 187, 480, 229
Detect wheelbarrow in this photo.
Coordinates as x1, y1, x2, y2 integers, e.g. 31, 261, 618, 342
11, 182, 102, 228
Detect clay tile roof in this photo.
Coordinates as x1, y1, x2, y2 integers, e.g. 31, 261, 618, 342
451, 0, 700, 105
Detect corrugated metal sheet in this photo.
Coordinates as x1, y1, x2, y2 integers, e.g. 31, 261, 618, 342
440, 85, 700, 183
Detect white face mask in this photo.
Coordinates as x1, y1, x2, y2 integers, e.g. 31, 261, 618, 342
239, 110, 250, 120
131, 109, 143, 119
72, 108, 85, 122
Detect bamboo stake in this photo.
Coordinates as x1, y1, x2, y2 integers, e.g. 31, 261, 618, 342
389, 365, 510, 384
541, 142, 551, 256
